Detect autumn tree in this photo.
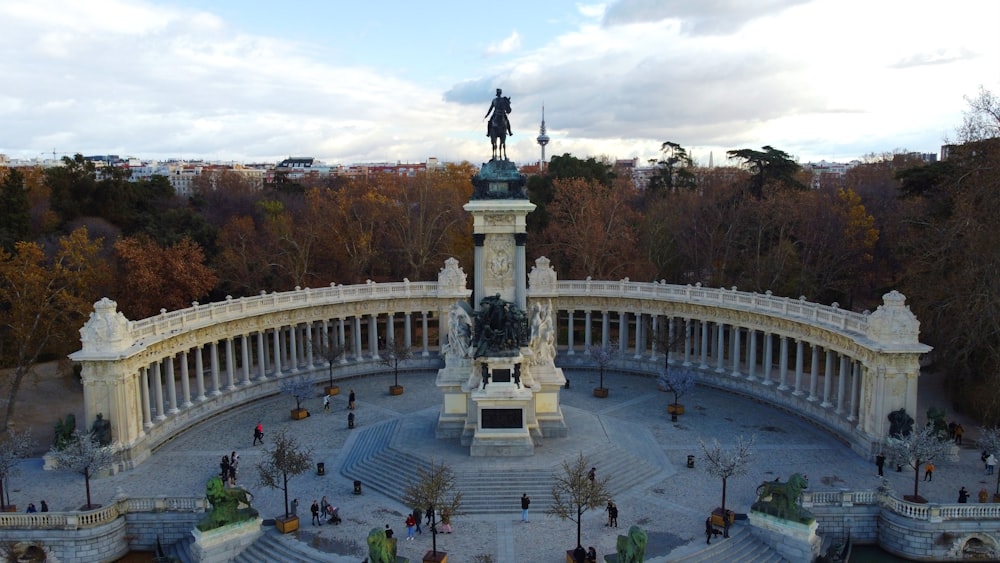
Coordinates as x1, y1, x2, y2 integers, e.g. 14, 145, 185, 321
0, 429, 34, 509
325, 178, 394, 282
647, 141, 696, 196
113, 236, 218, 319
0, 227, 107, 432
213, 215, 275, 296
48, 429, 118, 510
527, 154, 615, 235
537, 176, 652, 280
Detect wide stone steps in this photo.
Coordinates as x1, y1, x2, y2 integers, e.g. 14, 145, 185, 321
163, 535, 195, 563
234, 528, 334, 563
340, 419, 664, 514
671, 523, 789, 563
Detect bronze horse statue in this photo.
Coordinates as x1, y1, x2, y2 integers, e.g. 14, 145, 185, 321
489, 109, 508, 161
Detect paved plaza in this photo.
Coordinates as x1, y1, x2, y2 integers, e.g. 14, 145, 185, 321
10, 369, 994, 562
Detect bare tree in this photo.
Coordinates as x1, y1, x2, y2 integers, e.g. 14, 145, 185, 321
279, 373, 314, 414
658, 368, 697, 409
548, 452, 612, 549
885, 424, 952, 502
402, 459, 463, 557
254, 428, 313, 519
48, 429, 118, 509
957, 86, 1000, 143
379, 340, 413, 391
0, 429, 34, 509
311, 330, 345, 392
588, 342, 618, 392
700, 434, 756, 527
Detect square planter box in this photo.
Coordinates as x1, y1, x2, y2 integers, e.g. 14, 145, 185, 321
423, 551, 447, 563
290, 408, 309, 420
275, 515, 299, 533
325, 385, 340, 396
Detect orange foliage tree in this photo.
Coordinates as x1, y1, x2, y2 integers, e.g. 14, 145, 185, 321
113, 236, 218, 319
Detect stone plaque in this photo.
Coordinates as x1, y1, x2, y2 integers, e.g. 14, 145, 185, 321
482, 408, 523, 429
492, 369, 511, 383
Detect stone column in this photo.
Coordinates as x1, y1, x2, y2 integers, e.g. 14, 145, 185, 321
194, 346, 206, 401
618, 311, 628, 354
762, 332, 773, 385
821, 349, 834, 408
210, 341, 222, 395
584, 311, 593, 352
304, 322, 314, 369
241, 335, 252, 385
567, 311, 575, 355
404, 312, 413, 349
271, 329, 283, 377
649, 315, 659, 361
683, 318, 693, 367
715, 323, 725, 373
420, 313, 429, 356
368, 314, 379, 359
287, 325, 299, 373
339, 319, 349, 363
515, 233, 527, 309
152, 361, 166, 421
777, 336, 789, 391
808, 344, 819, 402
256, 332, 267, 381
747, 329, 758, 381
700, 321, 710, 369
731, 326, 742, 377
473, 234, 486, 310
140, 366, 152, 429
165, 356, 179, 415
601, 311, 610, 348
633, 313, 643, 359
793, 339, 805, 396
225, 338, 236, 390
836, 355, 848, 415
179, 351, 192, 408
352, 317, 362, 360
848, 361, 860, 422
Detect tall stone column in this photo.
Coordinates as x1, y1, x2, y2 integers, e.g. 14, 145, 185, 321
514, 233, 527, 309
473, 234, 486, 309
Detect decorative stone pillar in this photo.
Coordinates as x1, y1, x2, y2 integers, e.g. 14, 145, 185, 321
777, 336, 789, 391
793, 339, 804, 396
567, 311, 575, 355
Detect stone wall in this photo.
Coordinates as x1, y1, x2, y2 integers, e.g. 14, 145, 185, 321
809, 503, 880, 544
878, 509, 1000, 561
1, 516, 128, 563
125, 510, 203, 550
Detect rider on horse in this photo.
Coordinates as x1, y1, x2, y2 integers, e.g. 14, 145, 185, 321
485, 88, 513, 137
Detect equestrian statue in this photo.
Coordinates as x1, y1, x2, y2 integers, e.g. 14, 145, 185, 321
484, 87, 513, 160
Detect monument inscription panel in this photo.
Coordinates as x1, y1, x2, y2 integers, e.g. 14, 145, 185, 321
482, 408, 523, 429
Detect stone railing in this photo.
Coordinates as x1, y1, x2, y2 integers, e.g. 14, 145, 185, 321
802, 489, 1000, 522
0, 496, 208, 530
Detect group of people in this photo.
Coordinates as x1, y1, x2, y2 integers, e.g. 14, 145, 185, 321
219, 450, 240, 486
25, 500, 48, 513
571, 544, 598, 563
388, 505, 451, 542
309, 496, 339, 525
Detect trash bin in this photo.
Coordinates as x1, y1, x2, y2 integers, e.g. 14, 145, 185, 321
317, 462, 325, 476
353, 480, 362, 495
687, 455, 695, 468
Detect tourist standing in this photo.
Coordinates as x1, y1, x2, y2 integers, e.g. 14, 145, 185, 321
987, 454, 997, 475
320, 496, 331, 522
955, 424, 965, 445
705, 517, 714, 544
412, 507, 423, 534
923, 462, 934, 481
311, 500, 320, 526
40, 501, 48, 512
229, 451, 239, 486
609, 502, 619, 528
348, 389, 356, 410
253, 422, 263, 446
958, 487, 969, 503
875, 453, 885, 477
521, 493, 530, 522
405, 513, 416, 540
323, 394, 331, 412
290, 498, 298, 517
220, 455, 230, 481
384, 524, 394, 539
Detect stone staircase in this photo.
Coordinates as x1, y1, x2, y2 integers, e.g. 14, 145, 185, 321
339, 420, 666, 514
669, 523, 789, 563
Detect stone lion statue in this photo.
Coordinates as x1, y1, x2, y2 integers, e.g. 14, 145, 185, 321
754, 473, 812, 523
616, 525, 648, 563
197, 476, 256, 531
366, 527, 397, 563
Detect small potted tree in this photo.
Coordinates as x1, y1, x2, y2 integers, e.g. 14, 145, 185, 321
48, 429, 118, 510
701, 434, 755, 535
402, 459, 464, 563
548, 453, 611, 559
379, 339, 413, 396
658, 368, 696, 420
885, 424, 953, 503
279, 373, 313, 420
588, 343, 618, 398
312, 331, 345, 396
255, 428, 313, 533
0, 429, 34, 511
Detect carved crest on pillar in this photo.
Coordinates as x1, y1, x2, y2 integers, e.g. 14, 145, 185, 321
437, 257, 468, 295
866, 290, 920, 345
528, 256, 558, 295
79, 298, 132, 354
486, 237, 512, 284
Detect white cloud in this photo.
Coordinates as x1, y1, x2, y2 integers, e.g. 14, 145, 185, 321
485, 31, 522, 55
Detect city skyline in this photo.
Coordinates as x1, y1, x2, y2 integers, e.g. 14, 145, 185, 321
1, 0, 997, 166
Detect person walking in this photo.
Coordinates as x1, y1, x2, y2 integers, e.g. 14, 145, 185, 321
924, 461, 934, 481
609, 502, 619, 528
311, 500, 320, 526
987, 454, 997, 475
320, 496, 331, 523
412, 507, 423, 534
323, 394, 331, 412
875, 452, 885, 477
384, 524, 394, 539
253, 422, 263, 446
958, 486, 970, 503
606, 499, 614, 526
705, 517, 714, 544
348, 389, 356, 410
520, 493, 530, 522
405, 513, 416, 540
229, 451, 239, 486
220, 455, 230, 482
426, 504, 435, 527
955, 424, 965, 445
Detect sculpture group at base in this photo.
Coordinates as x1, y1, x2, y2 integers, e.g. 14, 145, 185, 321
752, 473, 813, 524
197, 476, 257, 531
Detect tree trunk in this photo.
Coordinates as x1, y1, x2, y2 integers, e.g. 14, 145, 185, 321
576, 505, 583, 548
282, 472, 289, 517
913, 463, 920, 499
85, 467, 93, 509
721, 477, 728, 513
2, 365, 31, 433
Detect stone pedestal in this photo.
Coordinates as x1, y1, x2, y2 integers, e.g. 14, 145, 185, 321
747, 510, 821, 562
190, 517, 262, 563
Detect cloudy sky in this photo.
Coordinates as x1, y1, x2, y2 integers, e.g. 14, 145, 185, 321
2, 0, 997, 166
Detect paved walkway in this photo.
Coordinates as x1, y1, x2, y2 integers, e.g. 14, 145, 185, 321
10, 370, 996, 562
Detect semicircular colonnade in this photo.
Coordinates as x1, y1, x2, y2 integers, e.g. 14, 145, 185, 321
70, 257, 930, 470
